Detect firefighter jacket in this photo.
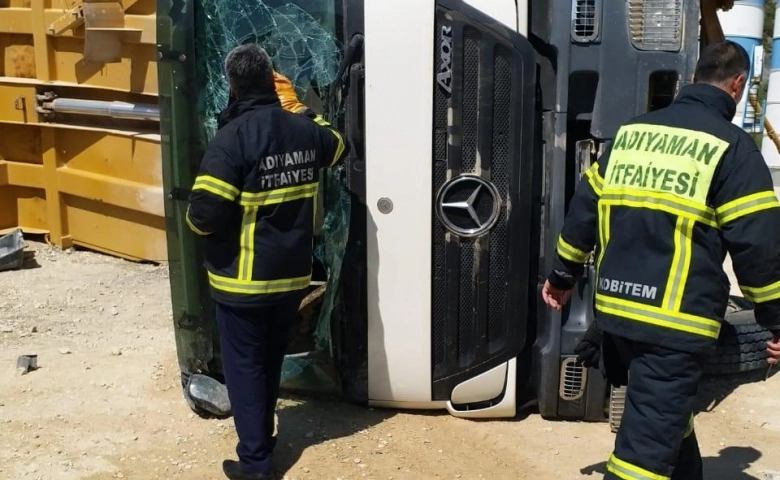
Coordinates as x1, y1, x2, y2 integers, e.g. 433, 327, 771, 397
185, 92, 347, 308
549, 83, 780, 354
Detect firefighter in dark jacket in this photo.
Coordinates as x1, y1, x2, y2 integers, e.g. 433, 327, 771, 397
542, 41, 780, 480
186, 44, 347, 480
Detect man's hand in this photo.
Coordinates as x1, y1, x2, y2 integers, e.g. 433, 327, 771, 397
542, 279, 574, 311
768, 332, 780, 365
574, 322, 602, 368
273, 71, 307, 113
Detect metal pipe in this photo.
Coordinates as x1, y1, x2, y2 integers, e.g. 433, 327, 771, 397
47, 98, 159, 121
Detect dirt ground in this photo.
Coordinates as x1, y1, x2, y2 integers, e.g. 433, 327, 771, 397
1, 240, 780, 480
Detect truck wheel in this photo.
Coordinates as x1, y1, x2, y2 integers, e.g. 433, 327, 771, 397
704, 297, 773, 376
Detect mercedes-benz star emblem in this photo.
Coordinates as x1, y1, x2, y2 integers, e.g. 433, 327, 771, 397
435, 174, 501, 238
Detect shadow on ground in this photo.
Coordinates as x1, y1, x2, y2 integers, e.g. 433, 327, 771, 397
579, 446, 764, 479
272, 395, 394, 476
696, 367, 777, 414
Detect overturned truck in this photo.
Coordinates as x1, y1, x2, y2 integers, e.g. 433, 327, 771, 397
158, 0, 774, 423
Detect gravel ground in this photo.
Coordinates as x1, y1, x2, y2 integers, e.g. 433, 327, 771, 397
1, 240, 779, 480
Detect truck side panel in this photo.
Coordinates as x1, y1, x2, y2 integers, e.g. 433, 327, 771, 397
364, 0, 436, 404
531, 0, 699, 419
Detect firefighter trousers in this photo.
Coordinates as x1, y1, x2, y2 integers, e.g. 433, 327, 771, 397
217, 300, 299, 475
603, 334, 705, 480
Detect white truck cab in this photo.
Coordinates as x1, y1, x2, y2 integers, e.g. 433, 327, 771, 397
159, 0, 701, 421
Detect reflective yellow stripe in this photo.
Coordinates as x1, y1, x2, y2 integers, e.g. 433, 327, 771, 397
600, 188, 717, 227
313, 189, 318, 230
606, 454, 670, 480
716, 190, 780, 225
595, 293, 721, 339
740, 279, 780, 303
556, 236, 590, 263
585, 163, 604, 197
185, 206, 210, 236
240, 183, 318, 207
596, 203, 611, 270
208, 271, 311, 294
684, 413, 695, 439
331, 129, 346, 166
313, 115, 346, 166
192, 175, 239, 202
663, 217, 694, 311
237, 207, 258, 281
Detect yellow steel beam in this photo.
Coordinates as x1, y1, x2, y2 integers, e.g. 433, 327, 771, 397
0, 160, 163, 216
57, 168, 164, 218
41, 127, 72, 249
0, 161, 44, 189
0, 124, 162, 218
0, 77, 159, 99
0, 7, 155, 45
31, 1, 53, 82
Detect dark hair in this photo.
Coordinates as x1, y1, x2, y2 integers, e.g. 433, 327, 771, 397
693, 41, 750, 85
224, 44, 274, 98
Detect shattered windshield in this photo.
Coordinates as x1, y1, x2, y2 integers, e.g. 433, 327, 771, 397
194, 0, 350, 391
195, 0, 343, 139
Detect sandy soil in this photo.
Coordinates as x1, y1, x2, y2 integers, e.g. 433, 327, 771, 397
1, 240, 779, 480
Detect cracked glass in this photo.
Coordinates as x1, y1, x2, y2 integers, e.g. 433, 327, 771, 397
194, 0, 349, 389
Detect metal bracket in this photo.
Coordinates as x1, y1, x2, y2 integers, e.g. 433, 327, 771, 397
156, 48, 188, 63
48, 1, 85, 36
575, 139, 595, 180
167, 187, 191, 201
82, 0, 142, 64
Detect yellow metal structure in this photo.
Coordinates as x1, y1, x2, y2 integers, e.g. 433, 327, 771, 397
0, 0, 163, 261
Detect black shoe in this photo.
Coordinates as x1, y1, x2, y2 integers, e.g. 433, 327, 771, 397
222, 460, 274, 480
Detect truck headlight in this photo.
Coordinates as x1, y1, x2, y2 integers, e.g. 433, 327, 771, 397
628, 0, 683, 52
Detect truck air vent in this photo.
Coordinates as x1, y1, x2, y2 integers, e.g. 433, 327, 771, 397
559, 357, 587, 401
571, 0, 600, 43
628, 0, 683, 52
609, 385, 628, 433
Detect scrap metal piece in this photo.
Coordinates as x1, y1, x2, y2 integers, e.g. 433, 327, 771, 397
16, 355, 38, 375
185, 374, 231, 417
0, 228, 25, 272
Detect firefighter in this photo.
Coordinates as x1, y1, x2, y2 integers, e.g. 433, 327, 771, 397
186, 43, 347, 480
541, 40, 780, 480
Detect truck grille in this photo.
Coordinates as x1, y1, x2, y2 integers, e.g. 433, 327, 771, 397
431, 9, 527, 400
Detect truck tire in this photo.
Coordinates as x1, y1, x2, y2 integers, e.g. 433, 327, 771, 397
607, 296, 769, 432
704, 297, 773, 376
